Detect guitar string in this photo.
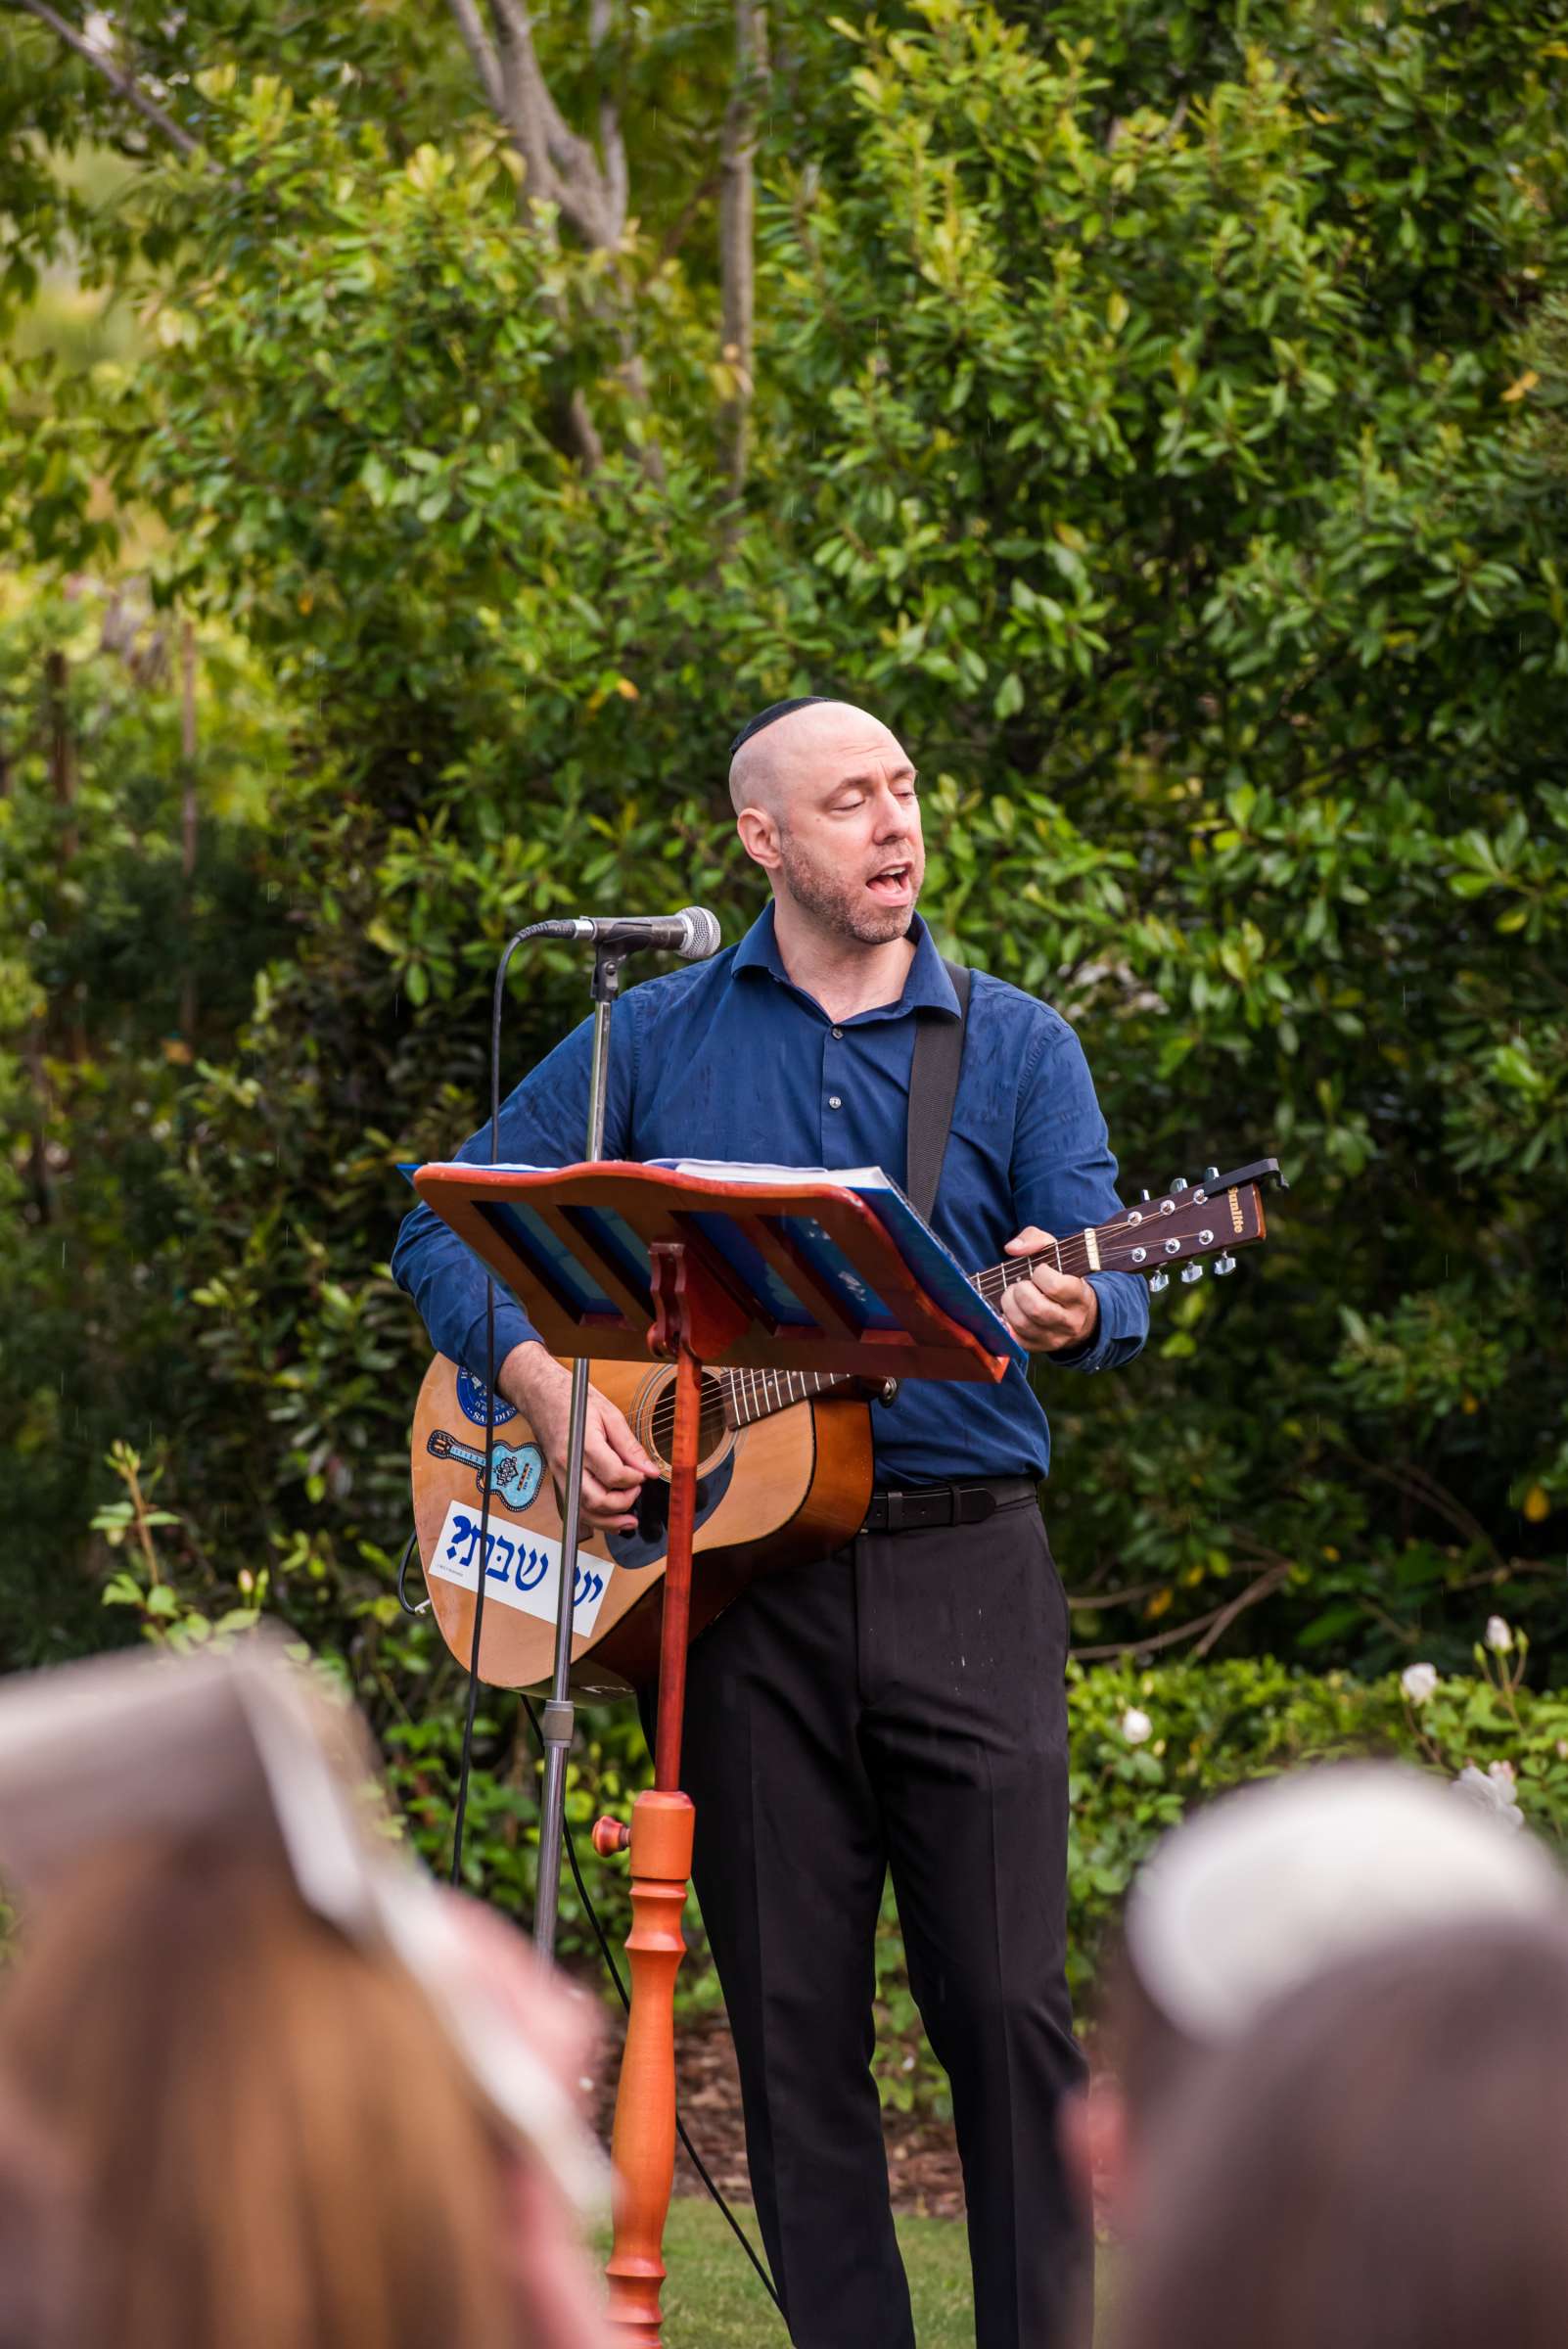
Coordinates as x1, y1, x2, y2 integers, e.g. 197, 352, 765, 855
708, 1246, 1192, 1435
653, 1262, 1095, 1442
712, 1219, 1247, 1434
478, 1194, 1212, 1468
641, 1203, 1251, 1446
454, 1201, 1250, 1462
718, 1234, 1238, 1432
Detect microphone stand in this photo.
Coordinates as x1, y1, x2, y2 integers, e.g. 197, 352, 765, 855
532, 942, 623, 1959
452, 908, 713, 1938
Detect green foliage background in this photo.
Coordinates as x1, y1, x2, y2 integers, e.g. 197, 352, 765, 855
4, 0, 1568, 2068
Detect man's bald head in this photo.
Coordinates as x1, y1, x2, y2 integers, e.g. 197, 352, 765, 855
728, 699, 905, 821
727, 698, 926, 947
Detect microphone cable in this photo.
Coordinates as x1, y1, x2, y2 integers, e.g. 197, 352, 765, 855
447, 923, 532, 1892
431, 919, 785, 2323
520, 1690, 785, 2319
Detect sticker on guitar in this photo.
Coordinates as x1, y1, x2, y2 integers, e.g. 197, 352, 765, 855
454, 1367, 518, 1429
428, 1497, 609, 1638
427, 1427, 543, 1510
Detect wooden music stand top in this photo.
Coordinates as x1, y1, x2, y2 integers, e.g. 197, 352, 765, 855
410, 1159, 1013, 1386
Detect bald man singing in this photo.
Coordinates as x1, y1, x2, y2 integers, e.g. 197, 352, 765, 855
393, 700, 1149, 2348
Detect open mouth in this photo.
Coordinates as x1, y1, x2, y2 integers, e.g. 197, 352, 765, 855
866, 864, 912, 903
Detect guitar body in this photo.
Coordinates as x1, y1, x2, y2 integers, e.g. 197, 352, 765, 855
410, 1354, 874, 1698
407, 1156, 1282, 1699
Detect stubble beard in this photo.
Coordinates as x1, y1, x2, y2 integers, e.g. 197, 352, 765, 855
776, 833, 923, 946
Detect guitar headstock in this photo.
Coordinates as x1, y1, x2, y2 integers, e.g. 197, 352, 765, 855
1097, 1158, 1285, 1292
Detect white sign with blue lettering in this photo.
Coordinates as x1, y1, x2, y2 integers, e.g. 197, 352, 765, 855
428, 1498, 610, 1639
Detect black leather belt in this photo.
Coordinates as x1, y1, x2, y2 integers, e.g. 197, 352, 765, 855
861, 1477, 1038, 1535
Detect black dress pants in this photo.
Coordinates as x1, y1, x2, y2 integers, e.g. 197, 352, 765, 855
644, 1497, 1089, 2349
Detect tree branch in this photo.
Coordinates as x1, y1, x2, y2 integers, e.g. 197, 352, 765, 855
178, 616, 199, 1040
1070, 1559, 1290, 1663
1338, 1445, 1501, 1565
446, 0, 505, 117
450, 1, 664, 477
582, 0, 658, 481
1190, 1559, 1292, 1659
589, 0, 628, 239
717, 0, 766, 502
488, 0, 614, 243
485, 0, 557, 206
449, 1, 607, 471
13, 0, 201, 157
1065, 1580, 1170, 1611
562, 384, 605, 473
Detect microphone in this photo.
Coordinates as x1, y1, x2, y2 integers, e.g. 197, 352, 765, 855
530, 907, 722, 962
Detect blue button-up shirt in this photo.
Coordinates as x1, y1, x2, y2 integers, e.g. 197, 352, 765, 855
392, 905, 1147, 1484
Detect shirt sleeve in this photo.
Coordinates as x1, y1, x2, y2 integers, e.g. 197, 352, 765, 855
390, 1006, 637, 1381
1009, 1017, 1150, 1376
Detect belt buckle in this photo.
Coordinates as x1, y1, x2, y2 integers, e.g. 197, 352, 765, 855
883, 1488, 953, 1534
955, 1482, 998, 1526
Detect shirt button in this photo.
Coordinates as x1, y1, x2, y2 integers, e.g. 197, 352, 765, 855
831, 1027, 844, 1039
828, 1095, 842, 1110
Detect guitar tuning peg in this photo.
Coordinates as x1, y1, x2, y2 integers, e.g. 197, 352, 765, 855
1215, 1251, 1236, 1276
1180, 1261, 1204, 1283
1203, 1166, 1220, 1183
1149, 1268, 1170, 1294
1170, 1175, 1188, 1192
1138, 1188, 1151, 1204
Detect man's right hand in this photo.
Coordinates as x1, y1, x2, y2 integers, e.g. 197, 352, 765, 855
499, 1343, 658, 1534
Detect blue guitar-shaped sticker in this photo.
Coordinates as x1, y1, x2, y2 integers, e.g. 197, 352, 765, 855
427, 1427, 545, 1512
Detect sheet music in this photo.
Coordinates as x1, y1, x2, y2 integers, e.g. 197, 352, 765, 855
652, 1159, 905, 1192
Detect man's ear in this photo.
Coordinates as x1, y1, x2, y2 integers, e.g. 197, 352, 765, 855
1057, 2077, 1130, 2237
736, 806, 781, 868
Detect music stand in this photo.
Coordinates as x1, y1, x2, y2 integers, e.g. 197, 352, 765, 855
411, 1156, 1013, 2347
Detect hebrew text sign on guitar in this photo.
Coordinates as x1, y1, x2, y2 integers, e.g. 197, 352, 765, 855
427, 1498, 610, 1637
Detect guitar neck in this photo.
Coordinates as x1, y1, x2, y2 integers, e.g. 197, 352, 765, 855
720, 1252, 1030, 1430
723, 1363, 849, 1428
719, 1162, 1277, 1432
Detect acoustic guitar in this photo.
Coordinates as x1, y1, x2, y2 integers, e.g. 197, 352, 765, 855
408, 1160, 1279, 1696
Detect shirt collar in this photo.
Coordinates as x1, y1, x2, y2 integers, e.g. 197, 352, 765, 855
732, 902, 961, 1022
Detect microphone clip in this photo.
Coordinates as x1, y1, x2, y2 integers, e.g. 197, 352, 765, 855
591, 944, 627, 1006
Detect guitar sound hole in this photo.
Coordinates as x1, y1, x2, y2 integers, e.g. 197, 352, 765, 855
644, 1371, 729, 1474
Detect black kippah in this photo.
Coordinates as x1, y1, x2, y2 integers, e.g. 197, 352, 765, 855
728, 696, 832, 759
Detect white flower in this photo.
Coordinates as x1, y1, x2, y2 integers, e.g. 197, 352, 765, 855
1487, 1759, 1517, 1792
1485, 1616, 1513, 1654
1121, 1707, 1153, 1745
1401, 1662, 1439, 1705
1453, 1764, 1524, 1832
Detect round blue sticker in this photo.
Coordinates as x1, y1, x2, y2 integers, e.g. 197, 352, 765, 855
454, 1367, 518, 1429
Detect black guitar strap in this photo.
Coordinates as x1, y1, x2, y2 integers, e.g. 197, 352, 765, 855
904, 958, 972, 1223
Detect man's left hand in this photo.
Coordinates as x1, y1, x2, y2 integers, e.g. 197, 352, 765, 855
998, 1226, 1100, 1355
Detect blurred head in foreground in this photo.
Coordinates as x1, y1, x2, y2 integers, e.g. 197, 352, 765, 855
1113, 1916, 1568, 2349
0, 1638, 609, 2349
1070, 1763, 1566, 2229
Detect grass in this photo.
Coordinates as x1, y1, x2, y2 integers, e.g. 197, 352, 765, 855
595, 2200, 1115, 2346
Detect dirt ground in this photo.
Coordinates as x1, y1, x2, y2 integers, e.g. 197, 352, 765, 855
589, 2006, 967, 2221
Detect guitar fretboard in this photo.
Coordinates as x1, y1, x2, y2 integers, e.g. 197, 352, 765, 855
715, 1244, 1079, 1430
721, 1365, 844, 1427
